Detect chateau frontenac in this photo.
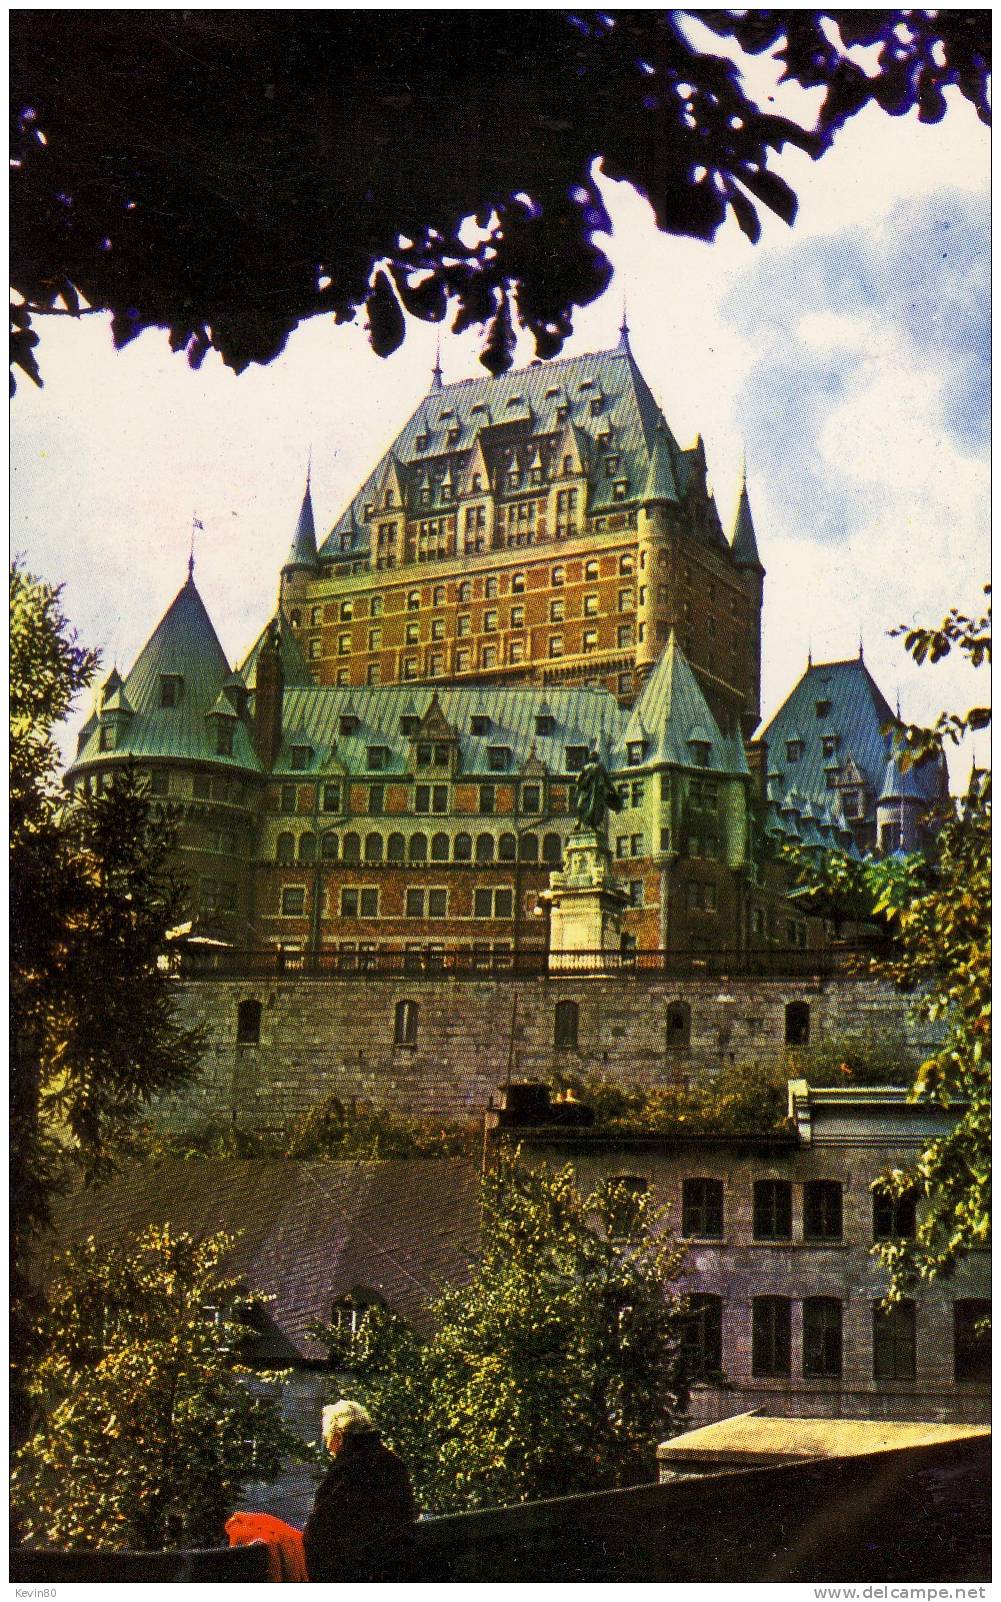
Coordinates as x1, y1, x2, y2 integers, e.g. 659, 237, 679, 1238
66, 338, 946, 961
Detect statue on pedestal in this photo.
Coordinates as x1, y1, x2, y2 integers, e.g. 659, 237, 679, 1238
572, 750, 623, 835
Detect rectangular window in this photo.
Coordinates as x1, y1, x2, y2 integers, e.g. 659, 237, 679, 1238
479, 784, 495, 815
428, 889, 447, 918
338, 633, 351, 655
485, 576, 498, 599
368, 626, 382, 651
954, 1299, 991, 1382
550, 598, 565, 623
753, 1179, 793, 1241
481, 644, 498, 668
494, 888, 514, 919
521, 784, 541, 813
681, 1178, 723, 1239
150, 770, 169, 796
582, 628, 598, 653
369, 784, 384, 815
281, 886, 306, 916
280, 784, 296, 813
415, 786, 431, 813
341, 888, 359, 917
474, 888, 494, 919
618, 588, 634, 612
509, 640, 525, 663
565, 746, 588, 772
484, 608, 498, 632
366, 663, 381, 685
617, 623, 633, 648
406, 622, 419, 645
803, 1297, 842, 1378
752, 1298, 792, 1377
360, 888, 378, 918
872, 1187, 917, 1240
432, 785, 448, 813
406, 889, 424, 918
370, 595, 384, 618
367, 746, 387, 771
583, 593, 598, 617
488, 747, 510, 772
457, 614, 471, 637
682, 1295, 723, 1381
456, 648, 471, 672
804, 1181, 843, 1241
873, 1300, 916, 1380
510, 605, 524, 629
628, 880, 643, 907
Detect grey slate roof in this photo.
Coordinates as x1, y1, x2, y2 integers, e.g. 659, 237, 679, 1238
39, 1159, 482, 1359
239, 612, 314, 691
731, 479, 764, 572
318, 342, 711, 563
285, 480, 319, 571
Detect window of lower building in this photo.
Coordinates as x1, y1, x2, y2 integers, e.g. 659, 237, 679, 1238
280, 783, 296, 814
406, 889, 424, 918
322, 783, 342, 813
753, 1179, 793, 1241
150, 769, 169, 796
428, 888, 447, 918
276, 832, 294, 865
954, 1300, 991, 1382
803, 1297, 842, 1378
682, 1294, 723, 1382
666, 1000, 691, 1048
873, 1299, 916, 1380
681, 1178, 723, 1239
236, 999, 262, 1045
803, 1180, 843, 1242
494, 887, 513, 918
752, 1296, 792, 1376
479, 784, 495, 815
872, 1186, 918, 1241
785, 1000, 810, 1047
394, 999, 419, 1046
281, 886, 306, 917
554, 999, 579, 1049
473, 888, 494, 919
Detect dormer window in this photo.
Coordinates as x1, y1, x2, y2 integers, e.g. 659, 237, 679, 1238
420, 487, 431, 507
364, 503, 374, 520
216, 722, 235, 757
339, 714, 360, 736
786, 740, 804, 763
536, 714, 555, 737
290, 744, 312, 771
400, 715, 419, 735
815, 699, 832, 718
822, 735, 840, 757
159, 675, 183, 708
590, 397, 603, 416
471, 715, 490, 735
416, 431, 430, 451
384, 490, 395, 510
367, 746, 388, 771
626, 741, 645, 767
689, 741, 711, 768
471, 473, 482, 493
448, 425, 461, 444
488, 746, 511, 772
507, 469, 521, 491
605, 455, 620, 475
530, 468, 543, 487
99, 724, 116, 752
565, 746, 589, 772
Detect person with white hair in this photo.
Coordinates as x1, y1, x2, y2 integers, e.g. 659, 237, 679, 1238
302, 1399, 416, 1582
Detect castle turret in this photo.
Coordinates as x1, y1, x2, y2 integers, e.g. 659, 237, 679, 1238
731, 471, 765, 740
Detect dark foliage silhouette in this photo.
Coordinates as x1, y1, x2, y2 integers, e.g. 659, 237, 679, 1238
10, 11, 990, 388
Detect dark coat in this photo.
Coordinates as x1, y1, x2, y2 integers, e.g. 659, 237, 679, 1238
303, 1431, 417, 1583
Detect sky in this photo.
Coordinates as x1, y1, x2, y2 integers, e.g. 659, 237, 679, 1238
10, 59, 989, 783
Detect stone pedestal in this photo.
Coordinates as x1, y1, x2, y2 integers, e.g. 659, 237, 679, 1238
546, 829, 629, 970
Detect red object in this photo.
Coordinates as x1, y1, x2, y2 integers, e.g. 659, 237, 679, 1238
225, 1512, 309, 1583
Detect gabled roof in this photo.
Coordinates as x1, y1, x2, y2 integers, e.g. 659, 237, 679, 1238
39, 1160, 481, 1358
68, 572, 261, 774
319, 342, 686, 557
758, 657, 896, 815
625, 633, 749, 776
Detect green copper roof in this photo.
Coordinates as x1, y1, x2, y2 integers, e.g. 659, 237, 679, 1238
628, 632, 749, 776
239, 613, 314, 690
643, 426, 681, 503
320, 342, 688, 560
731, 478, 764, 571
68, 573, 262, 775
285, 479, 319, 570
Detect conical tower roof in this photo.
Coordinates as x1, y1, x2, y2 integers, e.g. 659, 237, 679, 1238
239, 612, 313, 691
643, 427, 681, 503
284, 477, 319, 570
731, 477, 764, 572
123, 571, 230, 714
627, 632, 748, 775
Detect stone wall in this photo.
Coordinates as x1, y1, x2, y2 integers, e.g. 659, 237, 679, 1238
159, 971, 938, 1127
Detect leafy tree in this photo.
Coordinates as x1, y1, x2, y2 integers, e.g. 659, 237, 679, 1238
868, 592, 991, 1296
11, 11, 990, 387
316, 1156, 688, 1513
10, 562, 203, 1433
12, 1226, 302, 1550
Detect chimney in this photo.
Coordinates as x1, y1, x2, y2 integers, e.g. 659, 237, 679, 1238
253, 622, 284, 770
745, 737, 768, 804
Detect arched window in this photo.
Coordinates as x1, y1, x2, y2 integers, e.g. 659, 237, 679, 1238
321, 833, 339, 861
298, 832, 316, 864
387, 833, 405, 863
236, 999, 261, 1045
554, 999, 579, 1049
542, 832, 563, 866
785, 1000, 810, 1047
431, 832, 450, 862
276, 832, 294, 865
666, 1000, 691, 1049
454, 832, 472, 862
498, 832, 517, 861
394, 998, 419, 1046
409, 833, 428, 864
365, 832, 384, 865
519, 832, 539, 863
476, 832, 495, 864
343, 832, 361, 865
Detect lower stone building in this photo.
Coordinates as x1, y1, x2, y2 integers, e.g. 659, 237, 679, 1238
505, 1080, 990, 1427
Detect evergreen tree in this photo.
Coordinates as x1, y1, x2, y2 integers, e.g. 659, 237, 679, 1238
12, 1226, 302, 1550
317, 1156, 689, 1514
10, 562, 203, 1434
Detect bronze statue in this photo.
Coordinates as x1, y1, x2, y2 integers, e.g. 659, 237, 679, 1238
571, 750, 623, 834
